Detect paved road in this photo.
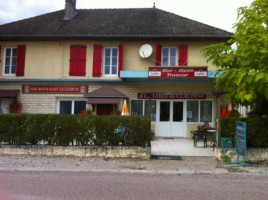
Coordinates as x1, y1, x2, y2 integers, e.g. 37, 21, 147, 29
0, 170, 267, 200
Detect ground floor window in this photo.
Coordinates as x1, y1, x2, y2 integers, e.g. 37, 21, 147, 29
57, 99, 86, 114
131, 100, 156, 121
187, 100, 213, 122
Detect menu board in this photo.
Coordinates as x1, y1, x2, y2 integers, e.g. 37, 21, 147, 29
236, 122, 247, 156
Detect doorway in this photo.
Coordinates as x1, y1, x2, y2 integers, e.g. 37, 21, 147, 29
156, 100, 186, 137
96, 104, 114, 115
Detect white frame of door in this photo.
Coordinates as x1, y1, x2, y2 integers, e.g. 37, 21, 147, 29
156, 100, 187, 137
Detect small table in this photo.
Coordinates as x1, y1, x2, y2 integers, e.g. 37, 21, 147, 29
206, 129, 216, 151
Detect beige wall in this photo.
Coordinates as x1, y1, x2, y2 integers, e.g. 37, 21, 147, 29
0, 40, 221, 79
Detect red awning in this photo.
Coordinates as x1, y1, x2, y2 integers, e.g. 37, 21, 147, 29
87, 98, 121, 104
0, 89, 20, 98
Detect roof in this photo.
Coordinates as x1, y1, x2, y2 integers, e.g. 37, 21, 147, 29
84, 85, 127, 98
0, 8, 232, 40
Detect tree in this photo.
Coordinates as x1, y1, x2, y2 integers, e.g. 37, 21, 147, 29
202, 0, 268, 115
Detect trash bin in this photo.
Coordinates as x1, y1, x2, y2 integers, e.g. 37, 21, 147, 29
221, 137, 233, 148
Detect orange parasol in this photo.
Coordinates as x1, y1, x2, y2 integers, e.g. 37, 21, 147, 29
121, 99, 129, 116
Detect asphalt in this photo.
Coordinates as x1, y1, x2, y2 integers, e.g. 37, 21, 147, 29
0, 155, 267, 175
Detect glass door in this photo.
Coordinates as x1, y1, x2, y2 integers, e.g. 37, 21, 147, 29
157, 101, 171, 137
171, 101, 185, 137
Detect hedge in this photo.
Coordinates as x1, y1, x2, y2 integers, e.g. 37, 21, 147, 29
220, 117, 268, 147
0, 114, 151, 147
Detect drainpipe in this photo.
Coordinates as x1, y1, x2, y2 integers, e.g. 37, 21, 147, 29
147, 93, 152, 136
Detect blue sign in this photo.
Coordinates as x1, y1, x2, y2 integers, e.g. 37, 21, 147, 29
224, 122, 255, 167
236, 122, 247, 156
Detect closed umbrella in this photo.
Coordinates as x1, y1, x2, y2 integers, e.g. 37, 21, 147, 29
220, 104, 224, 117
223, 104, 229, 117
121, 99, 129, 116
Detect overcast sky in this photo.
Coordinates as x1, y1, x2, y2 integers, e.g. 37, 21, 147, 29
0, 0, 254, 32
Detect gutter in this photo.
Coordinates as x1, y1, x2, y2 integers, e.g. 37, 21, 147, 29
0, 35, 233, 41
0, 79, 123, 82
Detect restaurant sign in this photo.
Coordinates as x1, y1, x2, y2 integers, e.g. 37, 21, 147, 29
22, 85, 88, 94
137, 93, 206, 99
148, 67, 208, 78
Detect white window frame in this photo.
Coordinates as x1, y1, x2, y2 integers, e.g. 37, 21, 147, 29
2, 47, 17, 76
103, 47, 118, 77
56, 98, 87, 114
162, 47, 177, 66
186, 100, 214, 123
130, 99, 157, 122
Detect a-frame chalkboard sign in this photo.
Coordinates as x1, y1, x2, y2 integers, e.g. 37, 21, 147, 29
224, 121, 255, 167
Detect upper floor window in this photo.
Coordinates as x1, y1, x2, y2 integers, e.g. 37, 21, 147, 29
103, 47, 118, 76
162, 47, 177, 66
3, 47, 17, 76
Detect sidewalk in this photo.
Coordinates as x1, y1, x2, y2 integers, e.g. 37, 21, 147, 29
0, 155, 267, 175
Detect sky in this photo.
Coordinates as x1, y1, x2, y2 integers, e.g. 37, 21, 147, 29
0, 0, 254, 32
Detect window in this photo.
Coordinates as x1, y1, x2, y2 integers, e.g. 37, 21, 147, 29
200, 101, 212, 122
187, 101, 199, 122
57, 99, 86, 114
187, 100, 213, 122
3, 47, 17, 76
131, 100, 156, 122
104, 47, 118, 76
131, 100, 143, 116
162, 47, 177, 66
145, 100, 157, 121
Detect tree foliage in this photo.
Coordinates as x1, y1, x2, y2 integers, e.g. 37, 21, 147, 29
202, 0, 268, 108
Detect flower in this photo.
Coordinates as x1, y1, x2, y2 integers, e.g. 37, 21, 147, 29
7, 99, 22, 113
228, 110, 240, 117
79, 109, 92, 115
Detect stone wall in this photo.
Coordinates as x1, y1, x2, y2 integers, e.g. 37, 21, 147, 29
0, 145, 151, 159
217, 148, 268, 162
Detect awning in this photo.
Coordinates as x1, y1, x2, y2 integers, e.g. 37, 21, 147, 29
84, 85, 128, 104
0, 89, 20, 98
87, 98, 121, 104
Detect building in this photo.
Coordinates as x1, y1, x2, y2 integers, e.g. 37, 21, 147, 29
0, 0, 232, 138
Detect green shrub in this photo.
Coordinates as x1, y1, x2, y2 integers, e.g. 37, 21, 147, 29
220, 117, 268, 147
0, 114, 150, 147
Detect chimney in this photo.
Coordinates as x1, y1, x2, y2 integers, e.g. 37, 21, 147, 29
63, 0, 77, 20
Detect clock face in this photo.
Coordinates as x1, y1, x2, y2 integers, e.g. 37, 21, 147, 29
139, 44, 153, 58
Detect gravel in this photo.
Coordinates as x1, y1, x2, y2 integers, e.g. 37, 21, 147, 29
0, 155, 267, 175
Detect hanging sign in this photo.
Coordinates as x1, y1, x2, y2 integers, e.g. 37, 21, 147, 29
137, 93, 206, 99
148, 67, 208, 78
22, 85, 88, 94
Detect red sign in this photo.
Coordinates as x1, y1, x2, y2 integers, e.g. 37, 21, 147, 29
137, 93, 206, 99
22, 85, 88, 94
148, 67, 208, 78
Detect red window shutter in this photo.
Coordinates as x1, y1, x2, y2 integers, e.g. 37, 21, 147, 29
179, 45, 188, 66
118, 43, 123, 77
69, 45, 86, 76
93, 44, 103, 77
16, 45, 26, 76
155, 44, 162, 66
78, 45, 87, 76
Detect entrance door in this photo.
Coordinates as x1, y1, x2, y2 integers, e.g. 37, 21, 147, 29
97, 104, 113, 115
0, 98, 13, 114
156, 100, 185, 137
158, 101, 171, 137
171, 101, 184, 137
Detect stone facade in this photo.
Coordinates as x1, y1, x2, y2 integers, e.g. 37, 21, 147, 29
0, 145, 151, 159
0, 81, 224, 138
217, 148, 268, 162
